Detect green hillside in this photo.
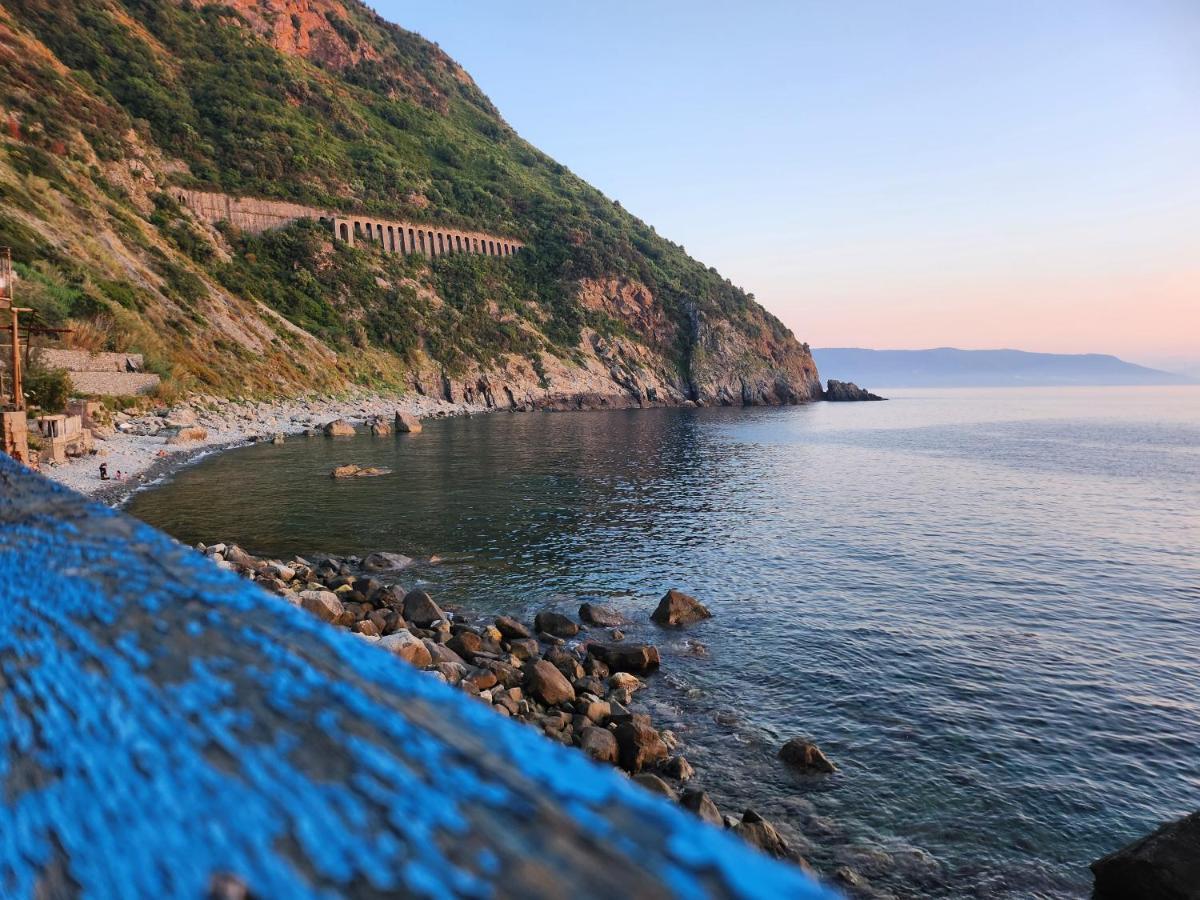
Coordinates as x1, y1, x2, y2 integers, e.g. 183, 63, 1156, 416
0, 0, 819, 405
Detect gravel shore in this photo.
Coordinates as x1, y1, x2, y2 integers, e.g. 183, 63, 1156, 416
39, 390, 485, 505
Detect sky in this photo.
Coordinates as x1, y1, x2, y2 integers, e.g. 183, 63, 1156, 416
374, 0, 1200, 372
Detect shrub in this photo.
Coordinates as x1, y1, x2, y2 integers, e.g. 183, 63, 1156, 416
24, 366, 72, 412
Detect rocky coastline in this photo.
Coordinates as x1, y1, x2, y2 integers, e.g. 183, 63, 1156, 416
38, 390, 486, 505
199, 540, 851, 888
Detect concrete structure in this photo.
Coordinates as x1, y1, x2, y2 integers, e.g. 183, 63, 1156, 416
1, 409, 29, 467
34, 412, 92, 464
178, 189, 525, 259
0, 457, 834, 900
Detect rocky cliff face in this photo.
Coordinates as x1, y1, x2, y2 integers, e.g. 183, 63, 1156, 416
406, 277, 820, 411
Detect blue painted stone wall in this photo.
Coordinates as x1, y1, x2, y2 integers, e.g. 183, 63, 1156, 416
0, 456, 837, 899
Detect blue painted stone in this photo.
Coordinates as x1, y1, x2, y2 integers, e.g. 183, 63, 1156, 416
0, 456, 837, 898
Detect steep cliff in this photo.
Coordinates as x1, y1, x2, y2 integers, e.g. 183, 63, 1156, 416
0, 0, 821, 407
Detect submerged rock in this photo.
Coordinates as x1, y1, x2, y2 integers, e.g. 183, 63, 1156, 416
362, 551, 414, 572
1091, 810, 1200, 900
734, 809, 801, 862
779, 738, 837, 773
330, 464, 391, 478
650, 589, 712, 626
823, 379, 885, 402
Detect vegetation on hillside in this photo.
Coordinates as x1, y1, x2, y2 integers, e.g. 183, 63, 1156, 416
0, 0, 804, 396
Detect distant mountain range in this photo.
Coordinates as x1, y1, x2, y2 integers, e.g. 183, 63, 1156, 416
813, 348, 1198, 388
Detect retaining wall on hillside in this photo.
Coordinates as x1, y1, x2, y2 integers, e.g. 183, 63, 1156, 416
178, 189, 525, 259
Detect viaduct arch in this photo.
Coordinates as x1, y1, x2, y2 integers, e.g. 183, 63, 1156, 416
177, 190, 525, 260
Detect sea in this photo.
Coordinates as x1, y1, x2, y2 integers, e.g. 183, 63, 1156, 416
127, 386, 1200, 898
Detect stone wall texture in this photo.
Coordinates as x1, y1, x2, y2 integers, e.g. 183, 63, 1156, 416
66, 372, 160, 397
39, 350, 146, 373
177, 189, 524, 259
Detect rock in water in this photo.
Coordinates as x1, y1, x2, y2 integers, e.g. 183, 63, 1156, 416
680, 789, 724, 827
323, 419, 356, 436
779, 738, 837, 773
494, 615, 531, 640
330, 464, 390, 478
1091, 810, 1200, 900
734, 809, 799, 862
362, 551, 414, 572
526, 660, 576, 706
589, 643, 660, 674
650, 589, 712, 626
534, 610, 580, 638
369, 417, 391, 436
394, 411, 423, 433
401, 590, 446, 628
823, 379, 885, 401
614, 716, 669, 773
579, 602, 624, 627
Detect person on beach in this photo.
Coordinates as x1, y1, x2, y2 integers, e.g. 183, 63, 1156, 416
115, 470, 123, 480
99, 463, 109, 481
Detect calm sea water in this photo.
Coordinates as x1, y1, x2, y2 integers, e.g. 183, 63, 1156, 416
128, 387, 1200, 898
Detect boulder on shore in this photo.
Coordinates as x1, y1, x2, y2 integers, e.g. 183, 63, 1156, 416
650, 589, 712, 627
379, 630, 433, 668
166, 426, 208, 445
534, 610, 579, 638
299, 590, 345, 624
823, 379, 885, 402
394, 411, 423, 433
323, 419, 356, 436
578, 726, 619, 764
402, 589, 446, 628
526, 659, 576, 706
1091, 810, 1200, 900
779, 738, 837, 774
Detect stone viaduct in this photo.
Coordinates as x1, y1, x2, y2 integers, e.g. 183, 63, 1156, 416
177, 189, 525, 259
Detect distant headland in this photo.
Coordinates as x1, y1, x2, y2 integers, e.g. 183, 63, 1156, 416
813, 347, 1197, 388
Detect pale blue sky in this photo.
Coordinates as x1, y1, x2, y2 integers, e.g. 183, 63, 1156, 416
374, 1, 1200, 370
